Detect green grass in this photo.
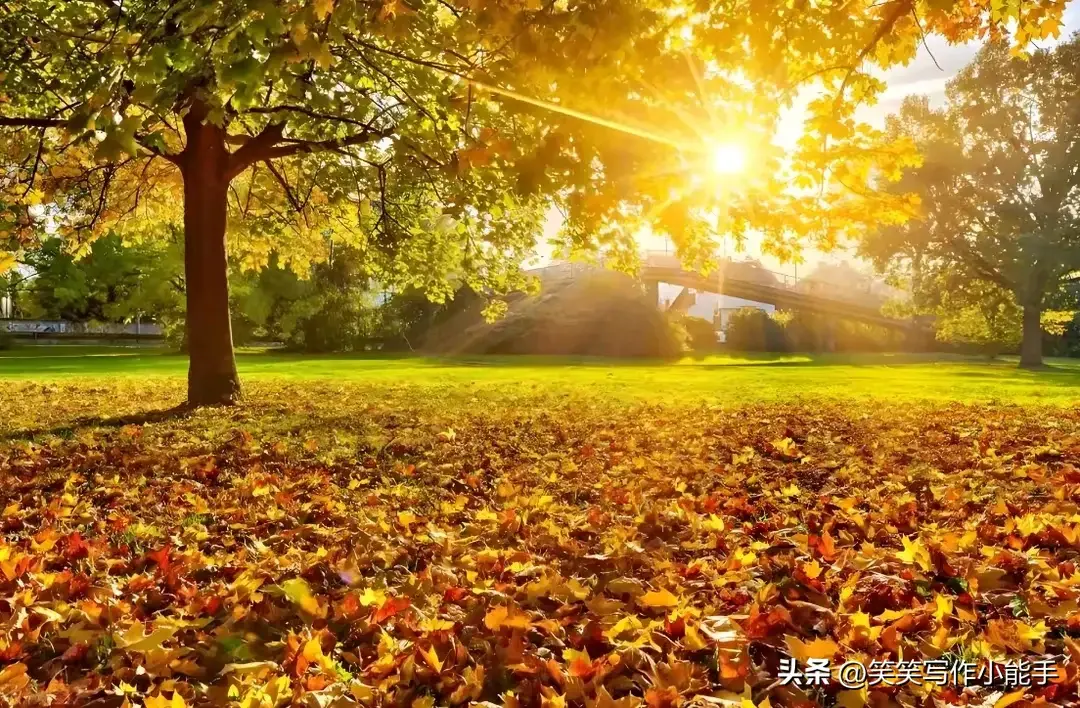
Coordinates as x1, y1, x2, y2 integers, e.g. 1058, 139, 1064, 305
1, 343, 1078, 404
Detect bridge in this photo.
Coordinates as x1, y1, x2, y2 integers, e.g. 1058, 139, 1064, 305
531, 252, 923, 333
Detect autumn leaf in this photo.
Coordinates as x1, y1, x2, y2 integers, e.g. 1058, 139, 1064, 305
113, 621, 179, 653
638, 589, 679, 609
282, 578, 320, 615
145, 692, 187, 708
484, 605, 532, 630
896, 535, 933, 571
418, 644, 443, 672
993, 690, 1028, 708
372, 596, 411, 624
312, 0, 335, 20
785, 635, 840, 662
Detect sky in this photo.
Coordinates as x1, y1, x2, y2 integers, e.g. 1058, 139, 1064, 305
530, 4, 1080, 278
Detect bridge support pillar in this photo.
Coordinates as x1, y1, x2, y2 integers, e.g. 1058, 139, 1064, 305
667, 287, 696, 314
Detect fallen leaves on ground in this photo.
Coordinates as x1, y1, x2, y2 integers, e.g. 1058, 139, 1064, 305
0, 380, 1079, 707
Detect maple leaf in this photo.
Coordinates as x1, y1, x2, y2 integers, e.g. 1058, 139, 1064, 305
484, 605, 532, 630
993, 690, 1028, 708
63, 531, 89, 561
113, 621, 179, 653
312, 0, 335, 21
377, 0, 413, 20
638, 589, 679, 609
372, 596, 411, 624
145, 692, 187, 708
895, 535, 932, 571
0, 662, 30, 697
785, 635, 840, 662
282, 578, 320, 615
418, 644, 443, 672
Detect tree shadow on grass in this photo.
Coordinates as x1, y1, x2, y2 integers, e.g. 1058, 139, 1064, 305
0, 404, 195, 443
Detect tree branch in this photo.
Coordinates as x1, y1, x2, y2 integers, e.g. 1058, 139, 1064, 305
134, 134, 181, 165
944, 234, 1015, 292
223, 122, 285, 180
0, 116, 66, 128
260, 126, 395, 163
834, 0, 913, 108
262, 159, 304, 216
243, 104, 375, 129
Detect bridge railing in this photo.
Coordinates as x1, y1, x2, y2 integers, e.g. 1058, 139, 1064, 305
640, 251, 881, 302
527, 253, 882, 307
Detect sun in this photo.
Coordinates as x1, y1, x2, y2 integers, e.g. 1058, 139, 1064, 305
710, 141, 749, 176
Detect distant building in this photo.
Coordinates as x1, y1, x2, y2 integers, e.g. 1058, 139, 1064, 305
659, 284, 774, 342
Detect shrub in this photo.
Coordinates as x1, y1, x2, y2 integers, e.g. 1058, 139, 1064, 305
672, 314, 719, 352
0, 330, 14, 351
724, 308, 788, 351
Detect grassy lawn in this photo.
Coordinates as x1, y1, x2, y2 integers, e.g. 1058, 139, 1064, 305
1, 346, 1078, 706
1, 344, 1078, 405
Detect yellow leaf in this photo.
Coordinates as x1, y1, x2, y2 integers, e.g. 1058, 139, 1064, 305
357, 587, 387, 607
419, 644, 443, 672
113, 621, 179, 653
803, 559, 823, 579
484, 605, 532, 630
378, 0, 413, 21
0, 253, 17, 274
638, 588, 679, 609
785, 635, 839, 662
837, 687, 867, 708
313, 0, 335, 20
994, 689, 1027, 708
0, 662, 30, 695
145, 694, 186, 708
934, 595, 953, 621
281, 577, 320, 614
1016, 620, 1049, 644
896, 536, 932, 572
684, 622, 709, 650
703, 513, 726, 533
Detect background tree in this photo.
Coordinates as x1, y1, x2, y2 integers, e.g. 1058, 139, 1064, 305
864, 36, 1080, 368
1, 0, 1068, 403
15, 232, 185, 324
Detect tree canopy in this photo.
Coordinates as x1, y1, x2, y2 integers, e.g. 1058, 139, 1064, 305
0, 0, 1070, 401
864, 35, 1080, 367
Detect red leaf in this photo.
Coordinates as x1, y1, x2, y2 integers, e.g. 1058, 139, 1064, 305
64, 532, 89, 561
147, 544, 172, 574
443, 587, 469, 603
568, 655, 595, 679
61, 643, 88, 664
373, 596, 411, 624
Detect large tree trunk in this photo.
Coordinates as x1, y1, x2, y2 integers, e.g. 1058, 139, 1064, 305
1019, 302, 1043, 370
180, 102, 240, 405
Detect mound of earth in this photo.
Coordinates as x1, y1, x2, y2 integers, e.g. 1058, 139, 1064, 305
418, 271, 682, 357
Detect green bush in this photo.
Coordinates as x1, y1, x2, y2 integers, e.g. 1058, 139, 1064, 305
724, 308, 788, 351
0, 330, 14, 351
672, 314, 719, 352
784, 311, 904, 353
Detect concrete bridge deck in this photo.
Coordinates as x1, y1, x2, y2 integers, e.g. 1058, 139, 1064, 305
531, 253, 921, 332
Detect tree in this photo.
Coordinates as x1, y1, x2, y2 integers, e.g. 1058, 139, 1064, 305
15, 232, 184, 323
1, 0, 1068, 403
864, 36, 1080, 368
